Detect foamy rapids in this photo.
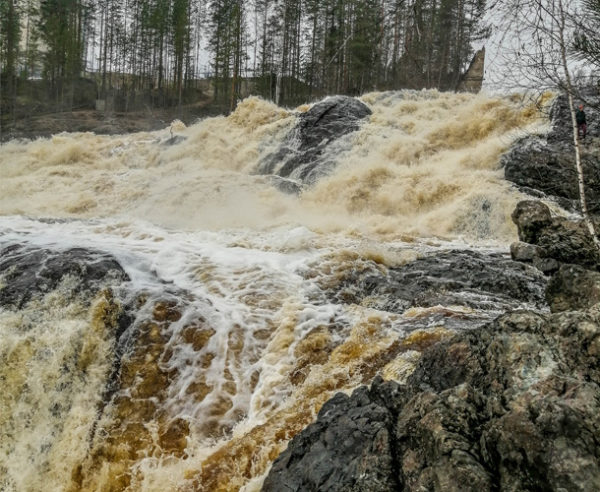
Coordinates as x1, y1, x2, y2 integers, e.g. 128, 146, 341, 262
0, 90, 551, 491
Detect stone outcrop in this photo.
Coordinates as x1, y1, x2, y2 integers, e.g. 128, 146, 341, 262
510, 200, 600, 273
263, 308, 600, 491
502, 88, 600, 214
546, 264, 600, 312
510, 199, 600, 313
258, 96, 372, 188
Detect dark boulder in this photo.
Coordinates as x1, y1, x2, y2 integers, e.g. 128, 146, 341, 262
263, 309, 600, 491
0, 243, 130, 309
263, 385, 401, 492
509, 241, 538, 262
510, 200, 600, 311
535, 217, 600, 270
532, 255, 560, 275
511, 200, 552, 243
511, 200, 600, 271
258, 96, 372, 188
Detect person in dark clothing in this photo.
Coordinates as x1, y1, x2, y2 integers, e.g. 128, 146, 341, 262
576, 105, 587, 140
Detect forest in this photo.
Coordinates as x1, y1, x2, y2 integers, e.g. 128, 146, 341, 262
0, 0, 488, 118
1, 0, 600, 124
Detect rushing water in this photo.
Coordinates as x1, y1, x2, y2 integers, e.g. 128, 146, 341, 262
0, 91, 550, 491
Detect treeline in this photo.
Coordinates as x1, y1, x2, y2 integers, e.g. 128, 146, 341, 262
1, 0, 488, 116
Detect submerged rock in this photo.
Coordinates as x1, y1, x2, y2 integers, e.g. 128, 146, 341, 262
263, 308, 600, 492
258, 96, 372, 187
266, 175, 304, 194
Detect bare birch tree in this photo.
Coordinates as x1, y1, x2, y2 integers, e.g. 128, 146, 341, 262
491, 0, 600, 248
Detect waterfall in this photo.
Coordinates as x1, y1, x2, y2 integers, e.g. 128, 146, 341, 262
0, 90, 551, 491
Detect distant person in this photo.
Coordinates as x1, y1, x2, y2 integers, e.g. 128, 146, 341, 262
576, 105, 587, 140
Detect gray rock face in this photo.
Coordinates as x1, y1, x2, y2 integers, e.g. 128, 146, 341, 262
0, 243, 130, 309
263, 309, 600, 492
258, 96, 372, 189
548, 87, 600, 142
510, 200, 600, 311
503, 89, 600, 214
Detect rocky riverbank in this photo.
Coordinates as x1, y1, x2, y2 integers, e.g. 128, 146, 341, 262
262, 200, 600, 491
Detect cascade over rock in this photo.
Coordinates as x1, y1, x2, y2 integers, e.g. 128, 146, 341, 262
502, 88, 600, 214
262, 308, 600, 492
258, 96, 372, 189
0, 91, 589, 490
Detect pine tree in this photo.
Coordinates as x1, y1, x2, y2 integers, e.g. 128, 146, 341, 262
0, 0, 21, 115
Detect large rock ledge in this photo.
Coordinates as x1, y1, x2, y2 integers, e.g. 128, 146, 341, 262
263, 200, 600, 491
263, 308, 600, 492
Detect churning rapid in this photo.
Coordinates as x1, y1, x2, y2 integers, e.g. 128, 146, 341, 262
0, 91, 551, 491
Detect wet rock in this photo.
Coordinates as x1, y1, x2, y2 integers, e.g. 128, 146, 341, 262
532, 256, 560, 275
547, 87, 600, 142
503, 89, 600, 213
511, 200, 552, 243
0, 243, 130, 309
509, 241, 538, 262
162, 135, 187, 146
327, 250, 547, 315
511, 200, 600, 271
546, 264, 600, 312
153, 300, 182, 322
263, 309, 600, 492
158, 417, 190, 457
258, 96, 371, 187
535, 218, 600, 269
